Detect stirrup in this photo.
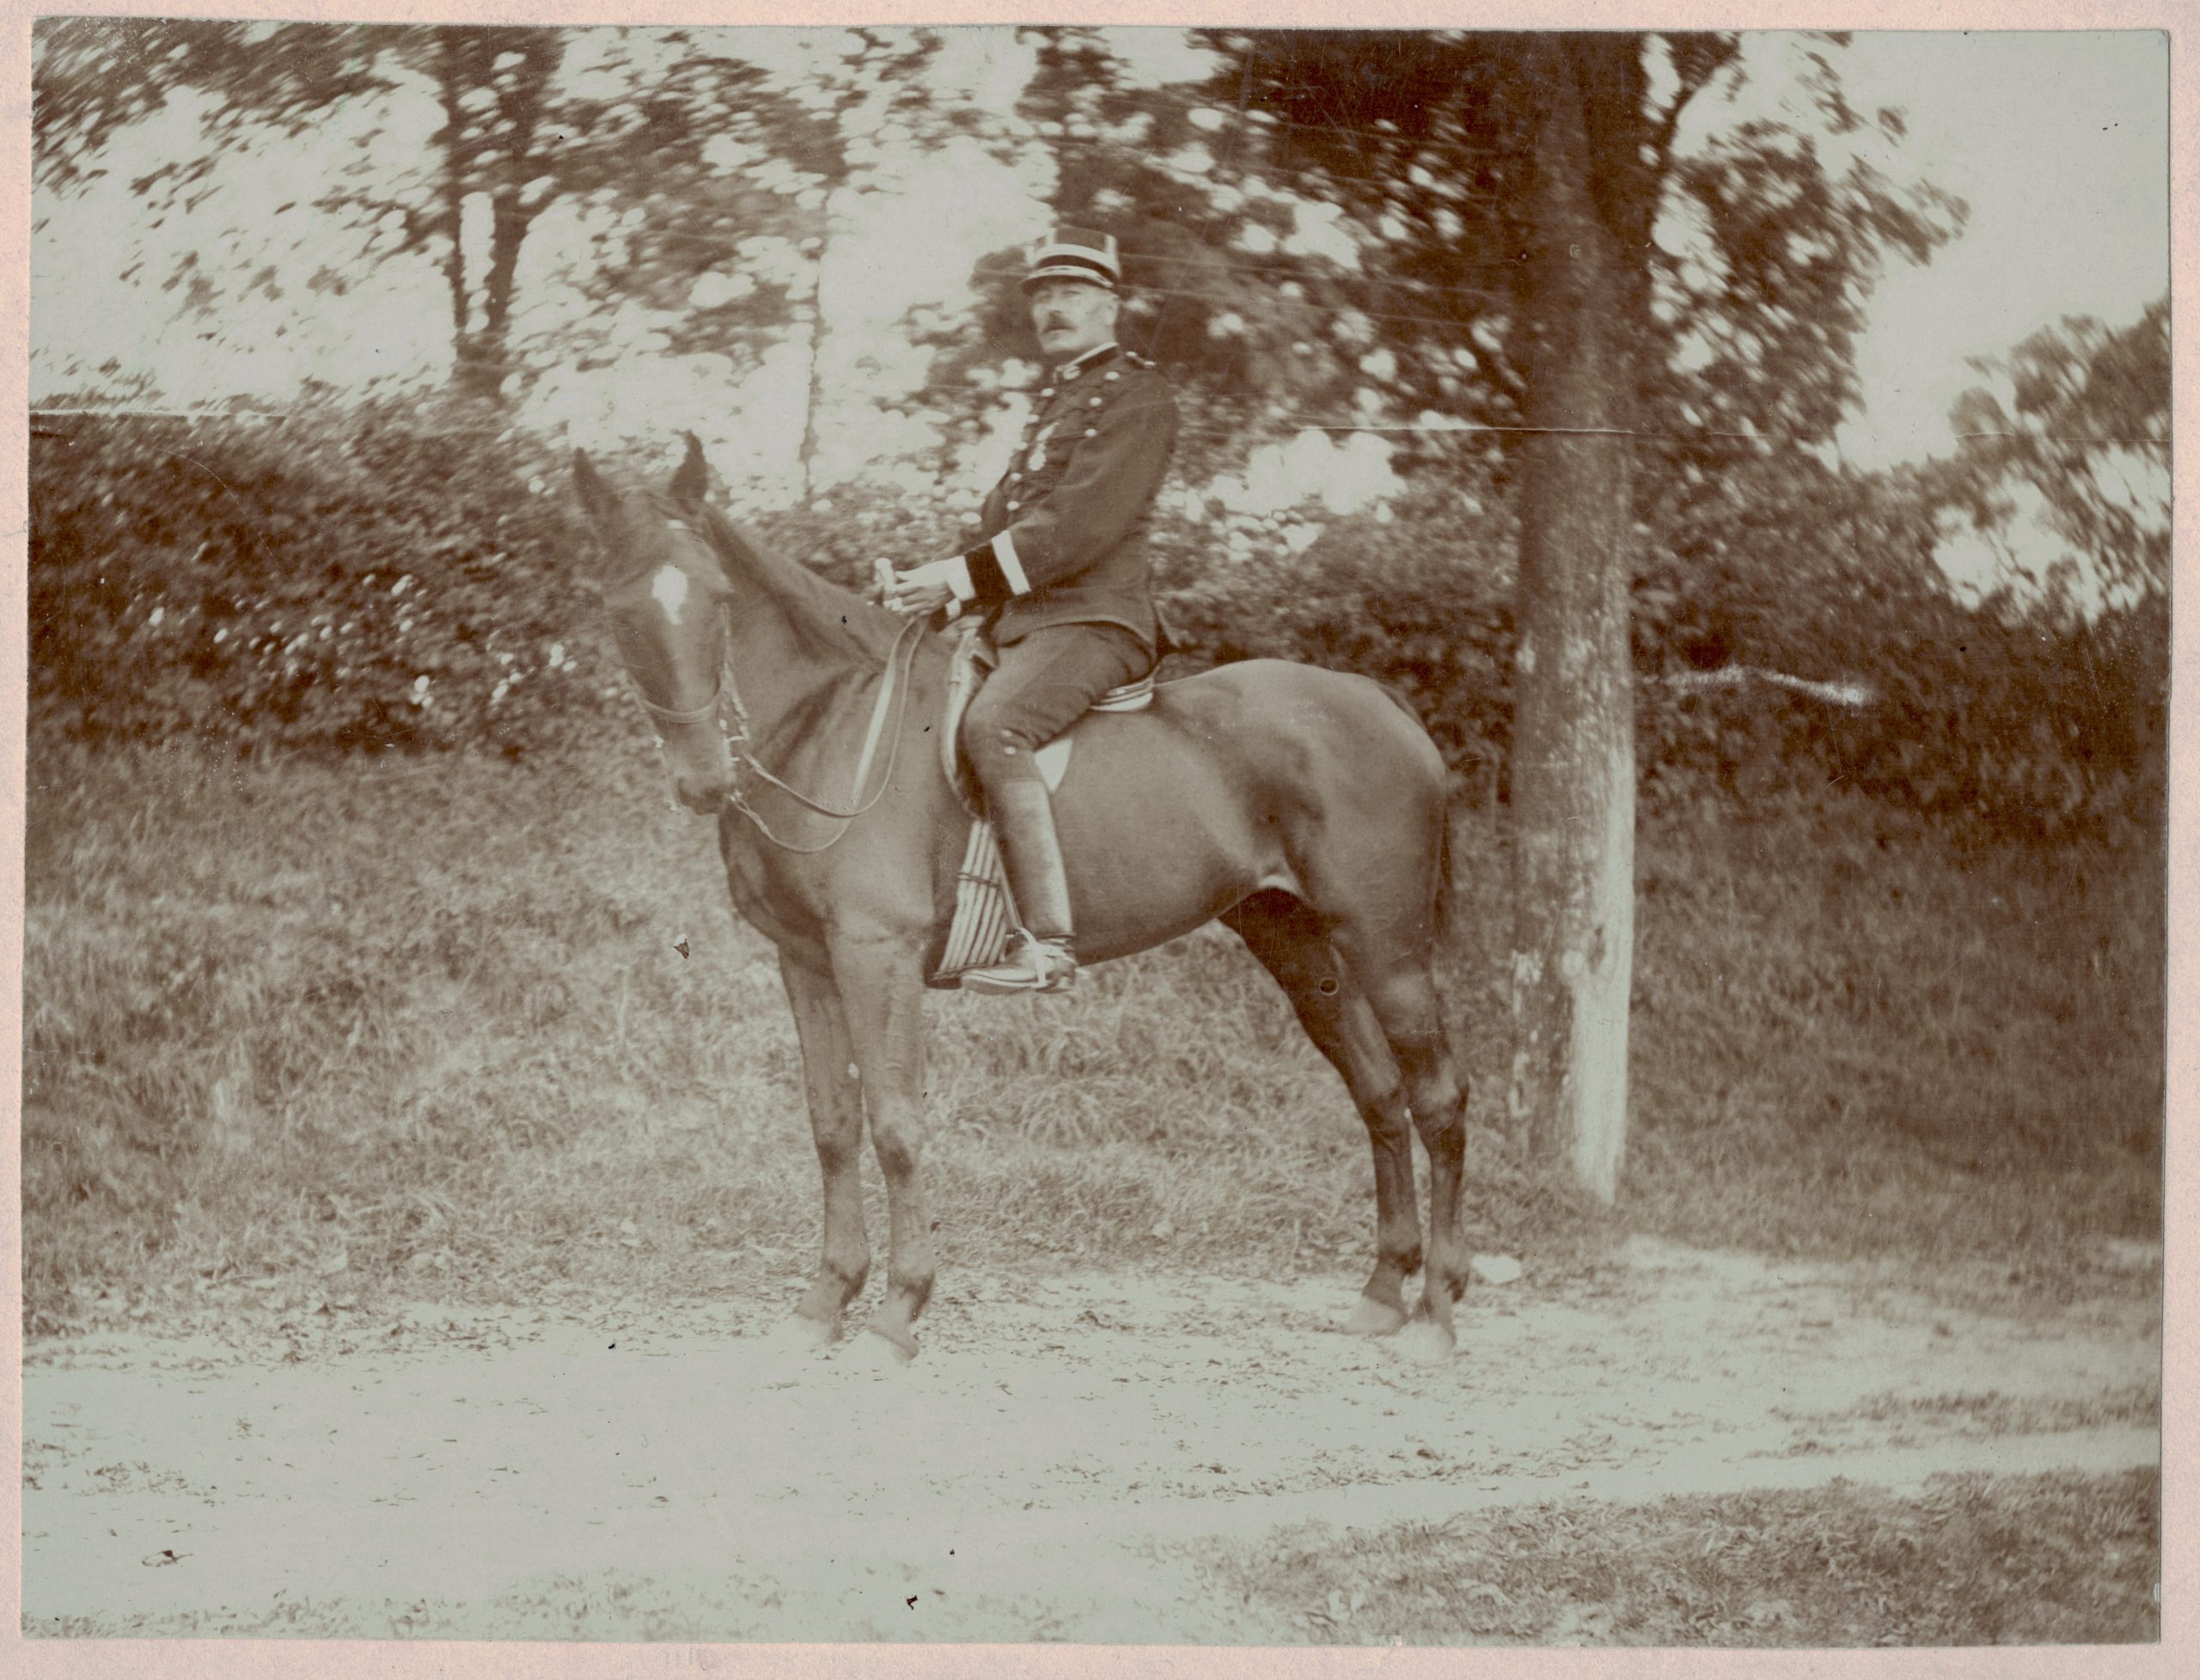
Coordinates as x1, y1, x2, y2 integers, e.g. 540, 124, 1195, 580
961, 930, 1078, 996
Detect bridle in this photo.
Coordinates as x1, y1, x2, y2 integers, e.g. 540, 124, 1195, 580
622, 519, 926, 855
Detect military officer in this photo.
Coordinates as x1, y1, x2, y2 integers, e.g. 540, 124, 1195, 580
884, 227, 1179, 994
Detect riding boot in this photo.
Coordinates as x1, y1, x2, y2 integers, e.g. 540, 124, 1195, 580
963, 779, 1079, 995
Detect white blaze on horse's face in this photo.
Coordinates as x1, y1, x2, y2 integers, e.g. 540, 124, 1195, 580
651, 562, 692, 626
610, 539, 734, 816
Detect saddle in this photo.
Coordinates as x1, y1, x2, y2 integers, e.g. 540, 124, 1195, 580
930, 624, 1155, 989
938, 624, 1154, 817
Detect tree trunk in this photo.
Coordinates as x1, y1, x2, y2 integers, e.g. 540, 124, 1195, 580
796, 185, 840, 500
435, 27, 559, 407
463, 175, 535, 406
1506, 35, 1641, 1203
470, 37, 557, 408
433, 39, 482, 399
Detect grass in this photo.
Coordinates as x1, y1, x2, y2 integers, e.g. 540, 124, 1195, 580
1776, 1384, 2162, 1439
26, 1461, 2163, 1643
1181, 1467, 2161, 1646
19, 729, 2166, 1332
1616, 794, 2164, 1304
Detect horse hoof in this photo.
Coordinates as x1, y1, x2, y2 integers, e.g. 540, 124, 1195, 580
1392, 1315, 1457, 1366
849, 1323, 919, 1368
1343, 1296, 1409, 1337
779, 1312, 840, 1348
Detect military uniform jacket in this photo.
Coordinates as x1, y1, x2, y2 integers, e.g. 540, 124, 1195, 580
956, 343, 1178, 651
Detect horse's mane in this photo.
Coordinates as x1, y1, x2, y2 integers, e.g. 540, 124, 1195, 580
660, 489, 905, 666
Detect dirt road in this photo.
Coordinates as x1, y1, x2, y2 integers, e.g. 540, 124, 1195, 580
21, 1237, 2160, 1641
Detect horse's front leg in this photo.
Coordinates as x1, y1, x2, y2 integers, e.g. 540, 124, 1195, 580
828, 931, 935, 1361
777, 950, 871, 1342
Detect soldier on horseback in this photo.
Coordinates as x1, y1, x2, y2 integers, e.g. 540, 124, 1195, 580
883, 227, 1180, 996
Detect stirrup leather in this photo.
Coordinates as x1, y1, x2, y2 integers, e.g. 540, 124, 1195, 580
961, 930, 1078, 995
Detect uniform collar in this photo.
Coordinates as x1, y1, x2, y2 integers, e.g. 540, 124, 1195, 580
1054, 341, 1120, 382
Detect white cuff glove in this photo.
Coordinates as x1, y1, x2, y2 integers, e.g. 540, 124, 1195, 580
905, 556, 976, 602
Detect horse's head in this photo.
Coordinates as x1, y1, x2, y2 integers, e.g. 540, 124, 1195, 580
573, 436, 738, 813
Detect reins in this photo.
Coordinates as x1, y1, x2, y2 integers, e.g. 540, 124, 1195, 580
628, 520, 926, 855
721, 614, 925, 853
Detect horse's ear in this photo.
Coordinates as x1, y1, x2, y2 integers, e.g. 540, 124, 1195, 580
670, 431, 710, 508
572, 449, 619, 535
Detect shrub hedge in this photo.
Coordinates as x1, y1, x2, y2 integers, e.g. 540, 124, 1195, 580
28, 406, 605, 754
27, 405, 2166, 844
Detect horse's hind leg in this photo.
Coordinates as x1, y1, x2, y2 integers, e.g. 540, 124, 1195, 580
1223, 891, 1421, 1336
1296, 761, 1470, 1360
1357, 961, 1470, 1362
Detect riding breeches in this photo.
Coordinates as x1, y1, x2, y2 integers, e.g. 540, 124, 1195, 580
960, 624, 1152, 799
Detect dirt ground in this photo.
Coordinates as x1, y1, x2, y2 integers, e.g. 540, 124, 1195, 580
21, 1235, 2161, 1643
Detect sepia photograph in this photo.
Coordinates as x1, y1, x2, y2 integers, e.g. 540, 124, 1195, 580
14, 4, 2179, 1659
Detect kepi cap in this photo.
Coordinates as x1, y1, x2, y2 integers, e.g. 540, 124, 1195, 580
1023, 227, 1121, 291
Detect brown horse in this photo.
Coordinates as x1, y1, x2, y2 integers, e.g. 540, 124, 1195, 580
572, 436, 1470, 1363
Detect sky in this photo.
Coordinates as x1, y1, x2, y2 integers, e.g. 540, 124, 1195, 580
1824, 31, 2168, 471
29, 27, 2172, 534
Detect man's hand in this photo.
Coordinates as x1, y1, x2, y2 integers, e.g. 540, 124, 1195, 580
880, 558, 965, 620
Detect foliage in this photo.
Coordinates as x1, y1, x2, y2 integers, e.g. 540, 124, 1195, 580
1632, 448, 2168, 841
1647, 37, 1966, 461
28, 24, 2160, 837
910, 32, 1962, 479
1936, 298, 2170, 605
1155, 467, 1520, 803
1154, 449, 2165, 844
27, 405, 608, 753
33, 19, 844, 404
27, 400, 2166, 841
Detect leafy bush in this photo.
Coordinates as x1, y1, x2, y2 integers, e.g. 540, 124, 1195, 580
28, 403, 609, 754
28, 406, 2166, 843
1156, 473, 1519, 801
1159, 454, 2166, 844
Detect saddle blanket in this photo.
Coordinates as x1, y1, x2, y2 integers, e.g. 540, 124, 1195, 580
932, 819, 1021, 986
926, 746, 1080, 988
